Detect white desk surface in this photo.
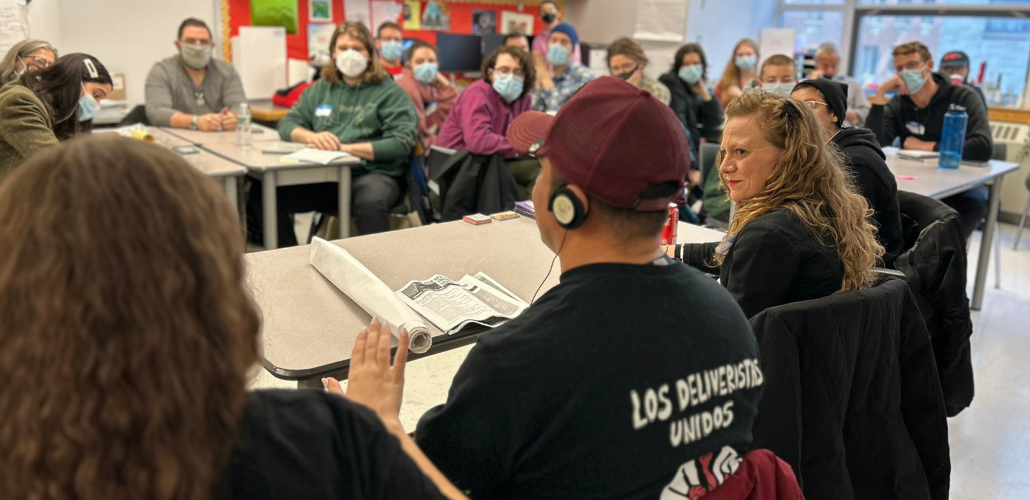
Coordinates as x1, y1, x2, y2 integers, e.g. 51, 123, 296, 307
147, 129, 247, 179
201, 141, 362, 172
249, 218, 723, 380
883, 149, 1021, 199
160, 124, 280, 145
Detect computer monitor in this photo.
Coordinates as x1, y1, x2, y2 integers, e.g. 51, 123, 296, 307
483, 33, 508, 58
437, 33, 484, 73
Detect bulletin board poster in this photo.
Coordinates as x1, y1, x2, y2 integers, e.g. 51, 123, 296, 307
222, 0, 565, 62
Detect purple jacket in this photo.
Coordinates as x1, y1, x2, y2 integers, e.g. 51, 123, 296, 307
435, 79, 531, 159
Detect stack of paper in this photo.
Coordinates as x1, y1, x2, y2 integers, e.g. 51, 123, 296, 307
262, 141, 307, 154
898, 150, 939, 161
280, 148, 352, 165
515, 200, 536, 219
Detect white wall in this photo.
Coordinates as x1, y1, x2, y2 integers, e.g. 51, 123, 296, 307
569, 0, 686, 80
35, 0, 218, 105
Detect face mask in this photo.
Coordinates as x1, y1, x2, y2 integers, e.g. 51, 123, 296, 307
180, 44, 212, 70
336, 49, 369, 78
492, 73, 524, 102
13, 56, 28, 79
414, 62, 438, 85
735, 55, 757, 71
764, 81, 795, 98
380, 41, 403, 62
614, 64, 637, 81
547, 44, 569, 67
901, 67, 927, 94
78, 84, 99, 122
541, 12, 556, 24
678, 64, 703, 85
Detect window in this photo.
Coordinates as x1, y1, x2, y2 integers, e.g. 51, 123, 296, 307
852, 14, 1030, 105
780, 11, 846, 54
859, 0, 1030, 4
784, 0, 845, 4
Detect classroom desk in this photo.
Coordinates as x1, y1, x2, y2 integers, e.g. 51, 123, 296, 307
248, 219, 724, 388
883, 149, 1020, 311
159, 124, 280, 145
201, 141, 361, 249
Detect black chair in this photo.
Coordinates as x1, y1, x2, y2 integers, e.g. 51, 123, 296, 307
895, 191, 973, 416
750, 278, 950, 500
117, 105, 149, 127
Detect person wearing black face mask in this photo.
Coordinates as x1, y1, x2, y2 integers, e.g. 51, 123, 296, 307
531, 1, 581, 64
606, 37, 670, 106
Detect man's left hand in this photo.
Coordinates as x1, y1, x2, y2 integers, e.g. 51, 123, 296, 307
903, 136, 936, 151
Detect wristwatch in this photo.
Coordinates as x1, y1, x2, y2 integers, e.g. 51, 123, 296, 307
190, 115, 199, 131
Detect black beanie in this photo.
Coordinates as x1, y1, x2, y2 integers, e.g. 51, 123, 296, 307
792, 79, 849, 127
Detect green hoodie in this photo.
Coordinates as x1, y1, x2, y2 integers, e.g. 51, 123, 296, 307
278, 78, 417, 177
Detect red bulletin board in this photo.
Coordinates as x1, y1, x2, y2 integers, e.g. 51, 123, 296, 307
223, 0, 565, 61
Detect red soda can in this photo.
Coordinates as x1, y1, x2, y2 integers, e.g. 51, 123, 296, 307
661, 203, 679, 246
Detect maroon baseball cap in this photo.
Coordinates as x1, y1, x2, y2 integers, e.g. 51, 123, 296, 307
506, 76, 690, 211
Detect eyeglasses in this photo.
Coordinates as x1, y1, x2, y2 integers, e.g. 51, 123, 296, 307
493, 66, 525, 79
801, 100, 828, 110
21, 56, 52, 69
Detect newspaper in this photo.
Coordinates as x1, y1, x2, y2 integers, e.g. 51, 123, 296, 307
396, 273, 529, 334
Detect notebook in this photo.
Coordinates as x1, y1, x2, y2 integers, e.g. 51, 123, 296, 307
262, 141, 307, 154
279, 149, 352, 165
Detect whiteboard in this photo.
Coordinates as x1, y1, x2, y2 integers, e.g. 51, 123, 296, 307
759, 28, 796, 66
233, 26, 287, 100
0, 0, 29, 60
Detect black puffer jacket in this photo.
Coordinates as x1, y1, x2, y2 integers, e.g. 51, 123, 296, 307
750, 277, 950, 500
833, 127, 903, 267
429, 150, 518, 222
895, 191, 974, 416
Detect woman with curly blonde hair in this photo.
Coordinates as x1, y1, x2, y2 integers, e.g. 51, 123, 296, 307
670, 89, 883, 318
0, 136, 464, 500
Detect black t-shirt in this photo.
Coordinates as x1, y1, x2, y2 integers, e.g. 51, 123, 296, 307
214, 389, 448, 500
415, 258, 763, 500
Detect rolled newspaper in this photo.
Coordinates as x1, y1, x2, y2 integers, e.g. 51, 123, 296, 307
309, 237, 432, 354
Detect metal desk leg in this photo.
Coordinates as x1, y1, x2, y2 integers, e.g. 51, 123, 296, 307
223, 176, 239, 211
338, 165, 352, 239
262, 171, 278, 250
972, 178, 1003, 310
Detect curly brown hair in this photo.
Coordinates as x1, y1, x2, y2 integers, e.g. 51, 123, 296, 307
481, 45, 536, 101
0, 135, 261, 499
714, 89, 884, 292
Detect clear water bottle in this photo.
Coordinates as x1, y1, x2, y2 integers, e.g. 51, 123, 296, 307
939, 104, 967, 170
237, 103, 252, 150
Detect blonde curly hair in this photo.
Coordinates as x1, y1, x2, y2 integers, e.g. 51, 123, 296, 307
715, 89, 884, 293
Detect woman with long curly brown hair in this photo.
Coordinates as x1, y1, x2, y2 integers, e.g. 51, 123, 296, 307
669, 89, 884, 318
0, 136, 464, 500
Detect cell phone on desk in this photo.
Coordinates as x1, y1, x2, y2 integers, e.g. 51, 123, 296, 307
171, 146, 199, 155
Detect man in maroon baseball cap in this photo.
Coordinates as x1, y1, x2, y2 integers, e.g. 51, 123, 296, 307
415, 77, 766, 500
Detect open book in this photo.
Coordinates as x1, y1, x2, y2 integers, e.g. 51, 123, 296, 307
396, 273, 529, 335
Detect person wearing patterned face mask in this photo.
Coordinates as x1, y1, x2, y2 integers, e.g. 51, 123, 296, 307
532, 22, 594, 113
758, 54, 796, 98
145, 18, 248, 132
247, 21, 417, 248
396, 40, 459, 149
867, 41, 993, 241
376, 21, 405, 77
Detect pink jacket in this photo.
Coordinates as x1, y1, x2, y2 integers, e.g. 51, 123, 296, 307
435, 79, 532, 159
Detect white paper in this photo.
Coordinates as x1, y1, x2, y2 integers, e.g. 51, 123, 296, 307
0, 0, 28, 59
898, 150, 939, 161
500, 11, 533, 35
632, 0, 686, 43
310, 238, 433, 353
262, 141, 307, 154
280, 148, 352, 165
759, 28, 796, 66
308, 22, 336, 60
371, 0, 403, 37
345, 0, 372, 30
396, 274, 528, 334
234, 27, 287, 99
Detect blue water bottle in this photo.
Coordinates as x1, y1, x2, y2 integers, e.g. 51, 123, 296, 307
939, 104, 967, 170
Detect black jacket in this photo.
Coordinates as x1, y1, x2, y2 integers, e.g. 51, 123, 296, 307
895, 191, 974, 416
750, 278, 950, 500
658, 72, 725, 155
833, 127, 903, 267
867, 73, 993, 161
429, 150, 518, 222
680, 209, 843, 318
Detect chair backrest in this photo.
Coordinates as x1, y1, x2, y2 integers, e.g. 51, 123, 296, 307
992, 142, 1007, 161
698, 142, 720, 187
749, 278, 949, 500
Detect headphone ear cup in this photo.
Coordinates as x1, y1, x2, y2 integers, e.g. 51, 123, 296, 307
548, 187, 586, 230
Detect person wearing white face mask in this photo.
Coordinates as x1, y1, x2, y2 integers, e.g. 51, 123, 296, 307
0, 53, 113, 182
396, 40, 459, 149
867, 41, 993, 240
249, 21, 417, 247
757, 54, 797, 98
532, 22, 594, 112
145, 18, 247, 131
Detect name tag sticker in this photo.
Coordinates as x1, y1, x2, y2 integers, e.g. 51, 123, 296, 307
316, 105, 333, 117
905, 121, 925, 135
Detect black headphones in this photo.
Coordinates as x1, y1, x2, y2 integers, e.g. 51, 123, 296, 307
548, 185, 587, 230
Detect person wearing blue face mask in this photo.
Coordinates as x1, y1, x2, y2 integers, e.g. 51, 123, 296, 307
715, 39, 759, 109
0, 53, 112, 183
397, 40, 459, 149
376, 21, 406, 77
660, 43, 724, 161
867, 41, 993, 240
531, 22, 594, 112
